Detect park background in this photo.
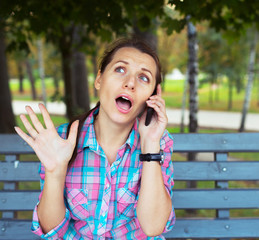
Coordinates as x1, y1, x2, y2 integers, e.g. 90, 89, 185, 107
0, 0, 259, 222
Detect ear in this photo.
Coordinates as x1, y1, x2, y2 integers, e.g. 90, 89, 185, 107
94, 70, 102, 90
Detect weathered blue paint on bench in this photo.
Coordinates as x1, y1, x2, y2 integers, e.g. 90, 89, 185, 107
1, 133, 259, 240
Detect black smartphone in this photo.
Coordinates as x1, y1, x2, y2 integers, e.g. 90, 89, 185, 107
145, 89, 157, 126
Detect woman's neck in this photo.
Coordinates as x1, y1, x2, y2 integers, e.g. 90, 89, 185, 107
94, 110, 134, 151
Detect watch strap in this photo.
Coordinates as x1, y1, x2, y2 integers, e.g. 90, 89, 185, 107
139, 150, 164, 165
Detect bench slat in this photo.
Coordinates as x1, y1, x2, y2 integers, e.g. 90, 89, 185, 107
173, 189, 259, 209
0, 162, 40, 181
2, 161, 259, 181
164, 218, 259, 238
0, 135, 34, 154
0, 220, 40, 240
173, 161, 259, 181
1, 219, 259, 239
173, 133, 259, 152
1, 133, 259, 154
1, 189, 259, 211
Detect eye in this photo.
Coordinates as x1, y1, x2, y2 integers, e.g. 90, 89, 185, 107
139, 74, 149, 83
115, 67, 125, 73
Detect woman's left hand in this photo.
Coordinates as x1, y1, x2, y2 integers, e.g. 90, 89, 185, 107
139, 84, 168, 149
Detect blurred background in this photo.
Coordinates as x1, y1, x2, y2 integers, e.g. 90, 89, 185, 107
0, 0, 258, 135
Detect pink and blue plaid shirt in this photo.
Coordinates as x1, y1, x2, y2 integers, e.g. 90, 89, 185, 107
31, 108, 175, 239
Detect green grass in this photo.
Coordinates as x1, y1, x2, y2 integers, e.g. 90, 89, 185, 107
163, 79, 259, 113
10, 78, 64, 101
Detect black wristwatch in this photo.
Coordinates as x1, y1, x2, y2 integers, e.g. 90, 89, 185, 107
139, 150, 164, 165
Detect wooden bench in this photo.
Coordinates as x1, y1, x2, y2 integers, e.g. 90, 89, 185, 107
1, 133, 259, 239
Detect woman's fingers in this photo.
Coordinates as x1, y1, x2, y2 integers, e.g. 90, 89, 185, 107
14, 126, 35, 148
148, 95, 166, 110
39, 103, 55, 129
146, 95, 167, 123
20, 114, 39, 139
25, 106, 45, 133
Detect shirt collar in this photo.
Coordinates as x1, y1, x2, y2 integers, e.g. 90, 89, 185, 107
124, 120, 139, 152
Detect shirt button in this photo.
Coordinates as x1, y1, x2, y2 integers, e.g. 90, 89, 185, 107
106, 183, 110, 189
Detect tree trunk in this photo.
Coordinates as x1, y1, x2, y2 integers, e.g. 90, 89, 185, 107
37, 39, 47, 105
0, 30, 16, 133
187, 17, 199, 199
209, 83, 213, 104
132, 22, 158, 52
180, 71, 188, 133
187, 18, 199, 134
59, 36, 76, 120
25, 60, 37, 100
228, 77, 233, 110
72, 51, 90, 114
239, 30, 258, 132
72, 26, 90, 114
215, 75, 220, 102
17, 61, 24, 93
257, 76, 259, 107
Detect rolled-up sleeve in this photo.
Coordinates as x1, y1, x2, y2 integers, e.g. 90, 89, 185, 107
31, 204, 71, 239
160, 130, 175, 233
31, 163, 71, 239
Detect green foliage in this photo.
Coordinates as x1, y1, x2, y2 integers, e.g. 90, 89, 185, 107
1, 0, 167, 53
198, 24, 249, 94
168, 0, 259, 39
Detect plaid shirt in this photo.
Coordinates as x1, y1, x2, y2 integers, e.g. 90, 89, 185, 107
31, 108, 175, 239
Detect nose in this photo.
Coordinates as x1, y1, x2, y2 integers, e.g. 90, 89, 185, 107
123, 74, 135, 91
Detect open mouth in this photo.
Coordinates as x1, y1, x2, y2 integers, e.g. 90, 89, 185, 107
115, 96, 132, 111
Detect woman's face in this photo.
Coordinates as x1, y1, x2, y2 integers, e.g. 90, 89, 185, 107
95, 47, 157, 126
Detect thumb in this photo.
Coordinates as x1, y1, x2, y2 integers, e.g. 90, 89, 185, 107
67, 120, 79, 145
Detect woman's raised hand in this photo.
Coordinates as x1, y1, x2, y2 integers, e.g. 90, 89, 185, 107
14, 103, 79, 174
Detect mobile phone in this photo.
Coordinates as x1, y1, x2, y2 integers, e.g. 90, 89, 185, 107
145, 89, 157, 126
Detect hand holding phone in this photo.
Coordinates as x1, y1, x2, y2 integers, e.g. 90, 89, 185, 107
145, 88, 157, 126
145, 107, 154, 126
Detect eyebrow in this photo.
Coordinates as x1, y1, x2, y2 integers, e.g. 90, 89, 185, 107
115, 60, 153, 76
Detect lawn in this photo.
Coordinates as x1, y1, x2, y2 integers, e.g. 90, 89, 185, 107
163, 79, 259, 113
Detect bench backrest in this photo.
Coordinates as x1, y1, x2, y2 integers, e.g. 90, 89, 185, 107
1, 133, 259, 240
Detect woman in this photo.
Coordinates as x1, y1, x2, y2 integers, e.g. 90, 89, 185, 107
15, 37, 175, 239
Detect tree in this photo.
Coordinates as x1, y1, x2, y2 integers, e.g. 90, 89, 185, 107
239, 30, 258, 132
0, 28, 16, 133
72, 25, 90, 114
0, 2, 19, 133
198, 27, 222, 104
168, 0, 259, 35
198, 25, 249, 108
187, 17, 199, 134
25, 59, 37, 100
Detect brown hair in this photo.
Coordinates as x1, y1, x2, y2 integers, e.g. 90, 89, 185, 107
67, 37, 163, 166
